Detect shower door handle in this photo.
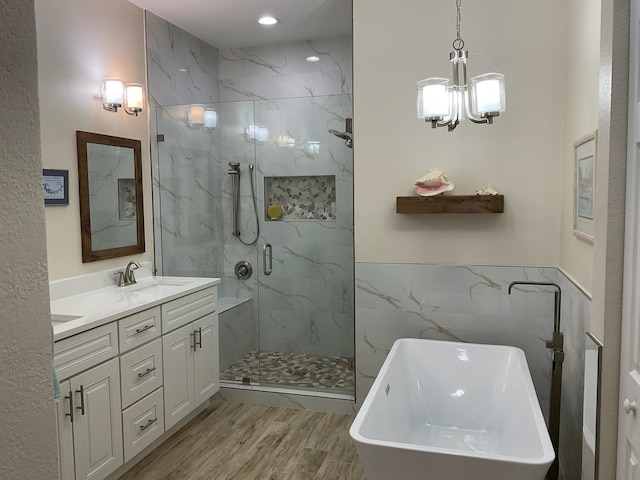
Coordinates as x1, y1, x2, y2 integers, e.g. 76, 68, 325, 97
263, 243, 272, 276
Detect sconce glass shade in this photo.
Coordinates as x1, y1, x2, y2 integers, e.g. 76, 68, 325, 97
102, 79, 124, 112
470, 73, 506, 115
417, 78, 450, 119
124, 83, 144, 116
188, 105, 205, 126
204, 108, 218, 128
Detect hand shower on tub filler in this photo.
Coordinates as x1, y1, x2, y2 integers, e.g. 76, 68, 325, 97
227, 162, 259, 245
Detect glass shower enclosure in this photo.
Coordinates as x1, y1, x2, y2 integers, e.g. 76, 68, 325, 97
154, 95, 355, 397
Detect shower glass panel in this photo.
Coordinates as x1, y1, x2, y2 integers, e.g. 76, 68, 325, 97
253, 96, 354, 393
154, 95, 354, 397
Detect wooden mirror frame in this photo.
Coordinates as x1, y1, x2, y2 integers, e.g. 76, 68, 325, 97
76, 131, 145, 263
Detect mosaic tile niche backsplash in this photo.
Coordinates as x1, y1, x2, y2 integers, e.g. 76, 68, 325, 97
265, 175, 336, 221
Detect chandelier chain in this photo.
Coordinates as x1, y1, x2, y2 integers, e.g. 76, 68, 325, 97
453, 0, 464, 51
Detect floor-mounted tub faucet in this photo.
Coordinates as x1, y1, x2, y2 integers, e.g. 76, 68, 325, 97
508, 281, 563, 480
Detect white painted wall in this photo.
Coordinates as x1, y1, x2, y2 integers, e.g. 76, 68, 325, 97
0, 0, 59, 478
353, 0, 565, 267
558, 0, 601, 295
35, 0, 152, 281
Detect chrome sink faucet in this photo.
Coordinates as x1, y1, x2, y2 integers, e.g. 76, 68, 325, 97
114, 261, 142, 287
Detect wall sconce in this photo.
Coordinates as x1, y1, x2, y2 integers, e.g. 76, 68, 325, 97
101, 79, 145, 116
188, 106, 218, 128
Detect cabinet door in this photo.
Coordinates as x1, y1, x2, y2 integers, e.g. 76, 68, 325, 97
193, 313, 219, 406
163, 323, 195, 430
55, 380, 75, 480
71, 358, 123, 480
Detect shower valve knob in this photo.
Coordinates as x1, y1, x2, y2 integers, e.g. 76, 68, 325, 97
234, 261, 252, 280
624, 398, 637, 415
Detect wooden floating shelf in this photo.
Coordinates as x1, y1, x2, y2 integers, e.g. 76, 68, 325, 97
396, 195, 504, 214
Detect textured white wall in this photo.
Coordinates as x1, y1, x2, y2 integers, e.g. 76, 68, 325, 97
353, 0, 565, 266
0, 0, 59, 478
558, 0, 601, 295
35, 0, 152, 281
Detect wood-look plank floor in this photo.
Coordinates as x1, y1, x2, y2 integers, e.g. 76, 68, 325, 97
119, 401, 367, 480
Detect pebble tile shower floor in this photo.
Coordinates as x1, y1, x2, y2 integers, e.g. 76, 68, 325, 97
221, 351, 355, 392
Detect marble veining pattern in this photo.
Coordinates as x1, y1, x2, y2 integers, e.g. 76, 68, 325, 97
355, 263, 590, 480
218, 38, 352, 102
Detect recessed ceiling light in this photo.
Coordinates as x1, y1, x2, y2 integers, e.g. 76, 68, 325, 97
258, 16, 278, 26
306, 56, 320, 62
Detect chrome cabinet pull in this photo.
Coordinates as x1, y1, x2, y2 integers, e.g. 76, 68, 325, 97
137, 367, 156, 378
135, 324, 153, 334
196, 327, 203, 349
76, 385, 85, 416
263, 243, 272, 276
65, 391, 74, 423
190, 332, 197, 351
139, 418, 157, 431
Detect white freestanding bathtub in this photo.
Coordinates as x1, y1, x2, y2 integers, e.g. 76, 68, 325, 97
350, 338, 554, 480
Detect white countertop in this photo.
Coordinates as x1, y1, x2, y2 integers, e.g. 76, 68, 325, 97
52, 276, 221, 341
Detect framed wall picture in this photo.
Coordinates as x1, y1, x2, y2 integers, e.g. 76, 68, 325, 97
43, 169, 69, 206
574, 132, 597, 243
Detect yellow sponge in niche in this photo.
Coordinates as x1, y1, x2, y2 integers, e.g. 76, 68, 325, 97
266, 204, 283, 220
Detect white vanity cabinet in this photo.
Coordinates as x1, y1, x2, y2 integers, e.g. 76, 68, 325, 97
70, 358, 124, 480
55, 381, 75, 480
53, 279, 219, 480
163, 312, 219, 430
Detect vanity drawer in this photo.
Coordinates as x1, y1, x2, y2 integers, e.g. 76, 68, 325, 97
161, 287, 217, 333
118, 306, 161, 354
120, 338, 163, 408
54, 322, 118, 381
122, 387, 165, 463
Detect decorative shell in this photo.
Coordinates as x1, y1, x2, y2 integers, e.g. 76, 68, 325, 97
414, 168, 454, 196
475, 185, 499, 196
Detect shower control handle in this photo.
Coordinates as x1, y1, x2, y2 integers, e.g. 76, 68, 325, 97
263, 243, 272, 276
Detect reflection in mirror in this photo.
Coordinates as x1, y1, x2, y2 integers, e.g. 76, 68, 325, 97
582, 332, 603, 480
76, 131, 144, 262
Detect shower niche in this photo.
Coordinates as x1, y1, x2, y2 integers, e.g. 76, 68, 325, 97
264, 175, 336, 221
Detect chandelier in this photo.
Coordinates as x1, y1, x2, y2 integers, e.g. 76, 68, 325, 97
417, 0, 505, 131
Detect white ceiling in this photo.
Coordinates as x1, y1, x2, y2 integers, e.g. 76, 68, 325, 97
127, 0, 352, 49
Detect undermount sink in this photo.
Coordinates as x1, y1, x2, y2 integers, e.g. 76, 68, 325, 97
126, 278, 194, 294
51, 314, 83, 325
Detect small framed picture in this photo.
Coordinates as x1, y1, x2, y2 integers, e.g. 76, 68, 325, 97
43, 169, 69, 206
574, 132, 597, 243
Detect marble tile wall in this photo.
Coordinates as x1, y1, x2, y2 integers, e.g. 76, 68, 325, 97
355, 263, 590, 480
146, 13, 221, 276
219, 299, 256, 373
218, 38, 352, 102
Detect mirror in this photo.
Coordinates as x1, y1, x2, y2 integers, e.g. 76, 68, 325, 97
76, 131, 144, 262
582, 332, 603, 480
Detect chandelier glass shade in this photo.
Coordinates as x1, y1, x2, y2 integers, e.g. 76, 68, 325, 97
417, 0, 505, 131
